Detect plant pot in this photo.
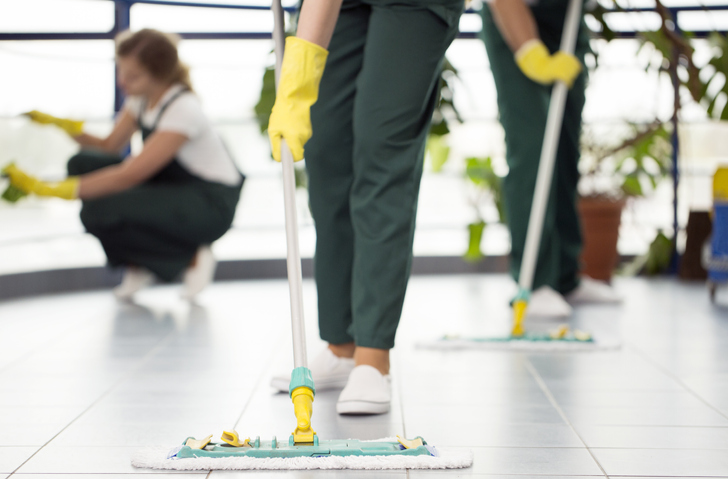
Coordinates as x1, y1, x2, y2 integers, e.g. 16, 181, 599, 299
577, 196, 626, 282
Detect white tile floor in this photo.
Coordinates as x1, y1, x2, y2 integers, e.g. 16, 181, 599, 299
0, 275, 727, 477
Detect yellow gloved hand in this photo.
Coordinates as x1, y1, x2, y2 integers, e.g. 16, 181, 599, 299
515, 40, 582, 88
2, 163, 79, 200
268, 37, 329, 162
23, 110, 85, 137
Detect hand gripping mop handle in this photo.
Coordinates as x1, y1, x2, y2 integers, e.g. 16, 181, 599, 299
517, 0, 583, 295
272, 0, 316, 445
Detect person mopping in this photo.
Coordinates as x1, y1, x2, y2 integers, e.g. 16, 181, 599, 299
267, 0, 464, 414
480, 0, 620, 318
3, 29, 244, 301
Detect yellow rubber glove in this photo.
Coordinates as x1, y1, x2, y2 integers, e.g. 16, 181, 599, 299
2, 163, 79, 200
23, 110, 85, 137
268, 37, 329, 162
515, 39, 582, 88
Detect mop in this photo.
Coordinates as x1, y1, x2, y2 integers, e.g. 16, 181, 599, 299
131, 1, 472, 471
419, 0, 618, 352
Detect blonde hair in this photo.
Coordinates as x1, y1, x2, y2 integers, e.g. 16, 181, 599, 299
115, 29, 193, 91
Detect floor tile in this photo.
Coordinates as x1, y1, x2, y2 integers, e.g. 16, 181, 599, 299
591, 448, 728, 476
403, 404, 565, 426
440, 447, 604, 476
0, 423, 66, 446
0, 446, 38, 473
1, 276, 727, 477
401, 423, 583, 448
11, 475, 206, 478
576, 425, 728, 449
560, 405, 728, 426
16, 446, 153, 473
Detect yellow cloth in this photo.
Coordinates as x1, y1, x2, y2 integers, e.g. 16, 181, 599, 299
268, 37, 329, 162
24, 110, 85, 137
2, 163, 79, 200
515, 40, 582, 88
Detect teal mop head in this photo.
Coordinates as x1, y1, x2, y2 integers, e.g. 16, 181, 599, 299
418, 325, 621, 351
131, 434, 473, 470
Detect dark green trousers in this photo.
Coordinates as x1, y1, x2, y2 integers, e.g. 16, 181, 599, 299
480, 1, 590, 295
68, 150, 242, 281
306, 0, 463, 349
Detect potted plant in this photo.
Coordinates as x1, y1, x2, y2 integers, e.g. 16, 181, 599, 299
578, 121, 672, 280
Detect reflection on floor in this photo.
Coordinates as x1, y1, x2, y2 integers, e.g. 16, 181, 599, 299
0, 275, 727, 478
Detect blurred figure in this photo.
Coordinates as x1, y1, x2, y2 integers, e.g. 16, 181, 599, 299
480, 0, 620, 317
5, 29, 244, 301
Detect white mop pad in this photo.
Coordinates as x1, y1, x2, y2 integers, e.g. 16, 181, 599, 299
131, 438, 472, 471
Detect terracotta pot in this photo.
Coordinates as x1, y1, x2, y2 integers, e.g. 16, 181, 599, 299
577, 196, 626, 282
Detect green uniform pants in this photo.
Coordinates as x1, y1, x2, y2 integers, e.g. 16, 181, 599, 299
480, 0, 590, 295
306, 0, 463, 349
68, 150, 242, 281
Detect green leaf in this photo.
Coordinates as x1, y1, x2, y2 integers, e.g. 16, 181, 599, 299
621, 175, 643, 197
254, 67, 276, 135
427, 135, 451, 172
1, 184, 27, 203
464, 221, 486, 263
644, 231, 674, 275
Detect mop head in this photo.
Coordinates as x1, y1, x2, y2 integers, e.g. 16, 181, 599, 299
418, 326, 621, 351
131, 436, 473, 471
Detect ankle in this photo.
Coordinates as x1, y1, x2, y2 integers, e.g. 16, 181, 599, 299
328, 342, 355, 359
354, 346, 390, 376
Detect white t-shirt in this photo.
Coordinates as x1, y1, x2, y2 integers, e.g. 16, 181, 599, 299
123, 84, 241, 187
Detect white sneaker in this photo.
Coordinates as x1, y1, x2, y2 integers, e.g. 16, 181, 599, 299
567, 276, 622, 304
336, 365, 391, 415
181, 245, 216, 300
526, 286, 573, 318
113, 267, 155, 301
270, 348, 355, 393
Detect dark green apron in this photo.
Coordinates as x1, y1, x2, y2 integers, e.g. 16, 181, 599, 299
69, 90, 243, 281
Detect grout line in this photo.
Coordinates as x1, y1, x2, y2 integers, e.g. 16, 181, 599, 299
7, 329, 178, 477
627, 342, 728, 422
524, 358, 609, 478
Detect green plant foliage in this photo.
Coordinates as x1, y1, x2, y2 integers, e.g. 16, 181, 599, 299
1, 184, 27, 203
430, 58, 463, 137
464, 221, 486, 262
465, 156, 506, 223
427, 134, 451, 172
294, 165, 308, 190
615, 123, 672, 198
254, 66, 276, 135
703, 32, 728, 120
644, 230, 674, 275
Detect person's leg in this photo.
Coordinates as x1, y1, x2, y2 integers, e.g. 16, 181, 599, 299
480, 7, 561, 291
349, 2, 461, 364
67, 150, 123, 176
306, 0, 370, 349
80, 182, 232, 281
532, 2, 591, 295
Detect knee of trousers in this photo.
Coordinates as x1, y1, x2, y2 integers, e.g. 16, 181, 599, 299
66, 153, 91, 176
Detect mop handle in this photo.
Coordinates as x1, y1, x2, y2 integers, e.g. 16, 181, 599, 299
517, 0, 583, 292
272, 0, 308, 370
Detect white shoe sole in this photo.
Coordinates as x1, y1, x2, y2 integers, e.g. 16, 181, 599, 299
336, 400, 390, 415
270, 375, 350, 393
